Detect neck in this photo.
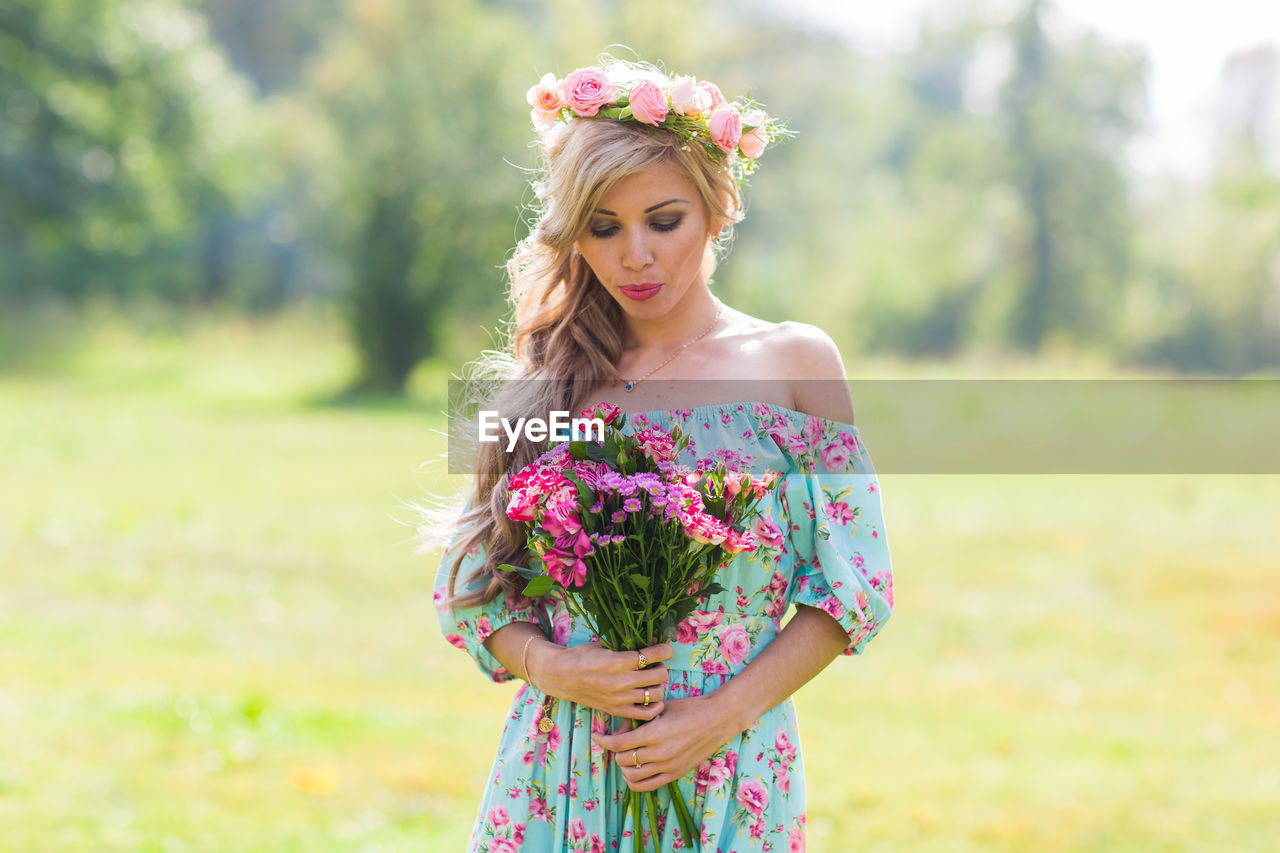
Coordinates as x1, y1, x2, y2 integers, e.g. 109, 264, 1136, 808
621, 285, 720, 351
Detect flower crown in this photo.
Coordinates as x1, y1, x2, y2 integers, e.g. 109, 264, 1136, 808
526, 65, 793, 186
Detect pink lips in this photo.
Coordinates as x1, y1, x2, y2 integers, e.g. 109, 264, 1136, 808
619, 283, 662, 301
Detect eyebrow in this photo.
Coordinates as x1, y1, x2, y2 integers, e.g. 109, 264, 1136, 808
594, 199, 687, 216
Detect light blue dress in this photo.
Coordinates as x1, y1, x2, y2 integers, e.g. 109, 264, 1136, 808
434, 403, 894, 852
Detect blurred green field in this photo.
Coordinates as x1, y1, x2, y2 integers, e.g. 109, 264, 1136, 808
2, 312, 1277, 852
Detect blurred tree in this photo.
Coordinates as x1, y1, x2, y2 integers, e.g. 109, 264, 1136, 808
1135, 46, 1280, 372
197, 0, 342, 94
309, 0, 537, 393
0, 0, 268, 306
1000, 0, 1146, 351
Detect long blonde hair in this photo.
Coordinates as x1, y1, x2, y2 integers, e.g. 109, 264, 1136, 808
441, 94, 743, 608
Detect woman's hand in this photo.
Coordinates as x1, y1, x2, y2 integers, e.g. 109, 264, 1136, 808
591, 695, 737, 792
533, 641, 673, 721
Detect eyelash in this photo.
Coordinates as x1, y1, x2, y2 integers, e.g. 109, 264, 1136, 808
589, 218, 682, 239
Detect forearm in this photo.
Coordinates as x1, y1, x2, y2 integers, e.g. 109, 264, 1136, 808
705, 604, 850, 733
482, 621, 549, 686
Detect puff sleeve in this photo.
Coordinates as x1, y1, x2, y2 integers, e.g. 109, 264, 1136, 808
783, 420, 894, 656
433, 522, 544, 683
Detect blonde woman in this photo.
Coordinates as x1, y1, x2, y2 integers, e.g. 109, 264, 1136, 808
434, 60, 894, 852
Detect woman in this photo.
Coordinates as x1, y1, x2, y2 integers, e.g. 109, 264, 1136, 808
434, 59, 894, 852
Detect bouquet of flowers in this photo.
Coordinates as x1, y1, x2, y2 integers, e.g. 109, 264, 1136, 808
500, 402, 779, 852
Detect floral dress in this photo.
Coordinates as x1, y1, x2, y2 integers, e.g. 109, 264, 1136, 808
434, 403, 894, 852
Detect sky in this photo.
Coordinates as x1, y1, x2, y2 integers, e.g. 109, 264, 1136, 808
779, 0, 1280, 179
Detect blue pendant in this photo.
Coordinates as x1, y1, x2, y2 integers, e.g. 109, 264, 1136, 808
624, 381, 635, 392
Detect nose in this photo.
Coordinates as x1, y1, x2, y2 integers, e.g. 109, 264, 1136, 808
622, 228, 653, 272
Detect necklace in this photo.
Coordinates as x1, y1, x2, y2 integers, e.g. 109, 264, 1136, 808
623, 304, 722, 392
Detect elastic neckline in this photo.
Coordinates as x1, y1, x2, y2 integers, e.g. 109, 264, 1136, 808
623, 400, 860, 432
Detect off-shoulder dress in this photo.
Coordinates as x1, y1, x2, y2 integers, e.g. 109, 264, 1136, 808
434, 402, 894, 853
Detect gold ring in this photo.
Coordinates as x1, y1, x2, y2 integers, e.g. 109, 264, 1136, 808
632, 750, 641, 768
636, 651, 647, 670
643, 689, 651, 707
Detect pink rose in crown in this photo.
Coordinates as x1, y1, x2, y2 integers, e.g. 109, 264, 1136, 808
627, 79, 669, 126
700, 80, 726, 110
708, 104, 743, 153
736, 779, 770, 817
526, 72, 564, 130
739, 110, 769, 159
670, 75, 711, 116
561, 67, 618, 117
718, 622, 751, 665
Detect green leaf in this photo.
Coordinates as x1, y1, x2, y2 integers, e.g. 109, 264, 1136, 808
523, 575, 554, 597
628, 573, 650, 590
499, 562, 542, 580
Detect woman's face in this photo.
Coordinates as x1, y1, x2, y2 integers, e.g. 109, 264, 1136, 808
574, 161, 720, 322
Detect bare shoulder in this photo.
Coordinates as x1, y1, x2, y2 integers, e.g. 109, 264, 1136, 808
716, 311, 855, 423
772, 321, 855, 424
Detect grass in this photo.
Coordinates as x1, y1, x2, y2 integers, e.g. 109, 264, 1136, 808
1, 310, 1277, 851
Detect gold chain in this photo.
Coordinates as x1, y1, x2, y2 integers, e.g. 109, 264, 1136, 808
623, 304, 722, 392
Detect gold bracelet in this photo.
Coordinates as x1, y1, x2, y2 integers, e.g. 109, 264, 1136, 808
521, 635, 538, 691
522, 634, 558, 734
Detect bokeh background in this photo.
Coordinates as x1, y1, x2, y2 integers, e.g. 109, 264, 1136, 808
2, 0, 1278, 850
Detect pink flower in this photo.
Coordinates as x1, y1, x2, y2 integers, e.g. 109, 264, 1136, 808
445, 633, 466, 649
579, 401, 621, 424
695, 754, 734, 792
723, 527, 757, 555
736, 779, 770, 817
718, 623, 751, 665
506, 487, 537, 522
670, 75, 711, 116
700, 80, 725, 109
591, 835, 606, 853
707, 105, 743, 153
490, 839, 518, 853
701, 660, 729, 675
740, 109, 769, 159
561, 67, 618, 117
684, 512, 729, 546
552, 608, 572, 644
789, 827, 805, 852
751, 516, 785, 549
514, 822, 526, 844
820, 432, 859, 472
526, 72, 564, 130
635, 427, 678, 463
569, 817, 587, 840
824, 500, 855, 526
627, 79, 668, 125
676, 610, 722, 643
775, 730, 796, 763
819, 596, 846, 621
529, 795, 552, 822
476, 616, 494, 643
777, 763, 791, 792
544, 547, 587, 587
488, 805, 509, 827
